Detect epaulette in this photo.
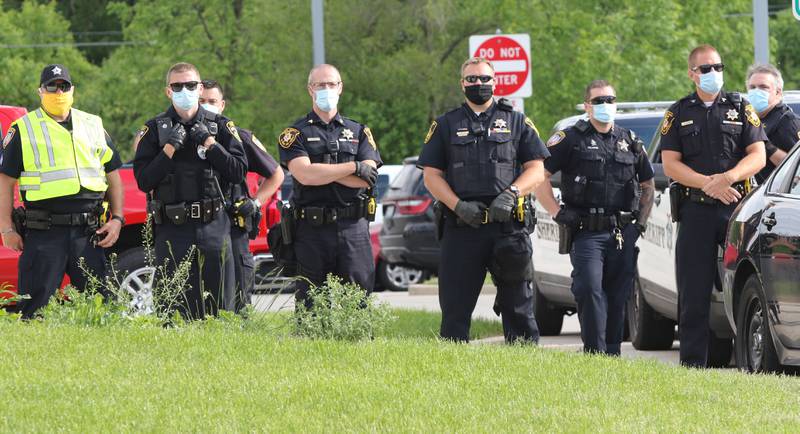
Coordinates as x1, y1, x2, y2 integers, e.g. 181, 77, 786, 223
496, 98, 513, 112
573, 119, 591, 133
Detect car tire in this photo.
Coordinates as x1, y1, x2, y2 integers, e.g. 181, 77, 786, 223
114, 247, 157, 314
534, 283, 563, 336
627, 276, 675, 350
377, 261, 428, 292
734, 274, 780, 373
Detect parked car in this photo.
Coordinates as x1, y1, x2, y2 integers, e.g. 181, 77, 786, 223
378, 157, 436, 291
722, 140, 800, 372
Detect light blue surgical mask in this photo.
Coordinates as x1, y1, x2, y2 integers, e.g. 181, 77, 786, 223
591, 103, 616, 124
314, 88, 339, 112
747, 88, 770, 114
699, 71, 724, 95
172, 88, 199, 111
201, 103, 220, 114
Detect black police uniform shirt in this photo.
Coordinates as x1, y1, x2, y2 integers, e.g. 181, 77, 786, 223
278, 110, 382, 207
757, 102, 800, 181
418, 101, 549, 203
660, 91, 767, 175
1, 116, 123, 213
238, 127, 279, 181
133, 105, 247, 198
544, 121, 654, 211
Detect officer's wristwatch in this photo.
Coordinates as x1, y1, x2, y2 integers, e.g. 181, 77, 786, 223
507, 184, 521, 197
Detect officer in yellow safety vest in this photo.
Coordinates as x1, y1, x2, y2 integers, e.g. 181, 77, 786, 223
0, 64, 125, 319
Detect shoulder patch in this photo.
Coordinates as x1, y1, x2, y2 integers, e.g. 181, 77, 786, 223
745, 104, 761, 127
524, 116, 540, 136
424, 121, 437, 144
279, 127, 301, 149
546, 131, 566, 147
660, 110, 675, 135
226, 121, 242, 142
364, 127, 377, 150
132, 125, 148, 149
2, 128, 15, 148
251, 134, 267, 153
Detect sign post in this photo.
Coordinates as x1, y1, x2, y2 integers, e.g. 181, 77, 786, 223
469, 34, 531, 111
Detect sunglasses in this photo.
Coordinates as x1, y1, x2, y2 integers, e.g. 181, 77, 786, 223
169, 81, 200, 92
590, 95, 617, 105
692, 63, 724, 74
201, 79, 218, 88
43, 82, 72, 92
463, 75, 494, 84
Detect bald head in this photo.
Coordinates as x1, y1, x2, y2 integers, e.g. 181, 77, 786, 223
307, 64, 341, 86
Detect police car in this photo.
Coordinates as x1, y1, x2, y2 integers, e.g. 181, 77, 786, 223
533, 94, 800, 367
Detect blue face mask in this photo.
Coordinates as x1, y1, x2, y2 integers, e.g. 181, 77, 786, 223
172, 88, 199, 111
591, 103, 616, 123
747, 88, 770, 113
699, 71, 724, 94
201, 103, 220, 114
314, 88, 339, 112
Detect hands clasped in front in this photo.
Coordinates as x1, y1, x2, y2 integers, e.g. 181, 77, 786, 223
702, 172, 741, 205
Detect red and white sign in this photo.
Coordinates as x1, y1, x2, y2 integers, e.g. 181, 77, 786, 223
469, 34, 531, 98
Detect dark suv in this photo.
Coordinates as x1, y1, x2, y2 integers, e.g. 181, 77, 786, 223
378, 157, 438, 285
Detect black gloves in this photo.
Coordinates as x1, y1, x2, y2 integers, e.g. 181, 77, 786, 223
167, 124, 186, 150
189, 122, 213, 147
454, 200, 487, 228
354, 161, 378, 187
488, 189, 517, 223
554, 207, 579, 227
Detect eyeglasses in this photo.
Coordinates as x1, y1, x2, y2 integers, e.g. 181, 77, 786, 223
169, 81, 200, 92
43, 82, 72, 92
692, 63, 724, 74
310, 81, 341, 90
589, 95, 617, 105
463, 75, 494, 84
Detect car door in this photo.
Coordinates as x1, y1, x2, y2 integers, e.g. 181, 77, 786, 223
758, 148, 800, 348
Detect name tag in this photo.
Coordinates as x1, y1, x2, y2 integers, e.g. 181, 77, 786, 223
680, 120, 694, 126
456, 131, 469, 137
306, 137, 321, 142
723, 120, 743, 126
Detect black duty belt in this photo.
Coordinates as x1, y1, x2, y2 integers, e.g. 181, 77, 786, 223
24, 208, 100, 230
149, 198, 224, 225
294, 199, 375, 226
570, 208, 636, 232
683, 182, 750, 205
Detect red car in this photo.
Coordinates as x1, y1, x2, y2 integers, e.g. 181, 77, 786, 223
0, 105, 281, 309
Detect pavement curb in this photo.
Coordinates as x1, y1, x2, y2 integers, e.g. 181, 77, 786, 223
409, 284, 497, 295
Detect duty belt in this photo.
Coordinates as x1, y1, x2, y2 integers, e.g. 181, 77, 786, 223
682, 182, 750, 205
446, 199, 528, 227
294, 198, 376, 226
23, 208, 100, 230
576, 211, 636, 232
149, 198, 224, 225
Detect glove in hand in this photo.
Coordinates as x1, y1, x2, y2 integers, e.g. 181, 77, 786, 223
488, 189, 517, 223
454, 200, 487, 228
167, 123, 187, 150
354, 161, 378, 187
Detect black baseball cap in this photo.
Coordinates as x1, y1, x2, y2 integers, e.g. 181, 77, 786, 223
39, 64, 72, 87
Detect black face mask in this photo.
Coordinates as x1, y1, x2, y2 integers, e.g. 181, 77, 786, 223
464, 84, 493, 105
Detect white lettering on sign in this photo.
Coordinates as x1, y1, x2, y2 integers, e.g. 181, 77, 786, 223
499, 47, 521, 58
478, 48, 494, 58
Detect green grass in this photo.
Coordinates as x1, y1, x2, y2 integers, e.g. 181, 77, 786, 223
3, 319, 800, 432
383, 308, 503, 340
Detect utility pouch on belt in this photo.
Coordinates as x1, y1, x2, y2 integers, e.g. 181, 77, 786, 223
12, 207, 25, 240
489, 232, 533, 283
558, 223, 575, 255
164, 202, 187, 226
669, 182, 683, 223
433, 201, 444, 241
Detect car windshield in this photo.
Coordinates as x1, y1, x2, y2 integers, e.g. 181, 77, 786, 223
615, 116, 662, 148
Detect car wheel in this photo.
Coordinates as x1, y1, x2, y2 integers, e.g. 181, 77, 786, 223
735, 274, 780, 373
534, 283, 563, 336
115, 247, 156, 315
627, 276, 675, 350
378, 261, 428, 292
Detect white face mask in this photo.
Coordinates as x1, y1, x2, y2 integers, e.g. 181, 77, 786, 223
315, 88, 339, 112
201, 103, 221, 114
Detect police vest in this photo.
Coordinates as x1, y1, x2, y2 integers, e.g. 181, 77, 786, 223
444, 105, 519, 199
15, 108, 111, 201
560, 120, 641, 212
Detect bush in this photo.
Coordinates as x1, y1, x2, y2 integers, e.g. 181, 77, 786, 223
293, 274, 394, 341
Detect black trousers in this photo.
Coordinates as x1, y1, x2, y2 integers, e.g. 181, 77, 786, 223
230, 227, 256, 313
18, 225, 107, 319
438, 221, 539, 343
154, 209, 235, 319
569, 223, 639, 355
293, 218, 374, 307
675, 201, 733, 367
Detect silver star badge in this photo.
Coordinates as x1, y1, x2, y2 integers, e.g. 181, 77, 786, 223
618, 140, 629, 152
726, 109, 739, 121
52, 66, 62, 75
342, 129, 354, 140
494, 118, 507, 129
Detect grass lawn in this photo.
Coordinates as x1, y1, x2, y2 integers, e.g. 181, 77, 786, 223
3, 313, 800, 432
383, 308, 502, 340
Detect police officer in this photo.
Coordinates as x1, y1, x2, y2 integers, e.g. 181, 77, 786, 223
278, 64, 382, 307
419, 57, 548, 343
0, 64, 124, 318
133, 62, 247, 319
199, 79, 284, 312
745, 64, 800, 183
535, 80, 655, 355
661, 45, 766, 368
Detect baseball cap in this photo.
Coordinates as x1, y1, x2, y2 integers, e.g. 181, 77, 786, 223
39, 64, 72, 87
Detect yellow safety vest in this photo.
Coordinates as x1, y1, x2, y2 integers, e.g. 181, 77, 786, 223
14, 108, 112, 201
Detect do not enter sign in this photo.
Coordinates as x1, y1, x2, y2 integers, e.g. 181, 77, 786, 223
469, 34, 531, 98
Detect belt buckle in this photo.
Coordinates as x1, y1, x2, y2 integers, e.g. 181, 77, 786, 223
190, 202, 201, 219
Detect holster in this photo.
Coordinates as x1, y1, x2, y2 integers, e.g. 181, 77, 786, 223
248, 208, 262, 240
558, 223, 575, 255
433, 201, 444, 241
669, 182, 683, 223
147, 199, 164, 224
267, 202, 297, 276
488, 231, 533, 284
11, 207, 25, 240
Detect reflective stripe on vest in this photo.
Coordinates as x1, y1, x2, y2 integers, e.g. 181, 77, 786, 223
14, 108, 112, 200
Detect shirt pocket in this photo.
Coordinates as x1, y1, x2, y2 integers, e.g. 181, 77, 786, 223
576, 149, 604, 180
679, 124, 703, 157
720, 123, 744, 161
613, 151, 636, 182
486, 132, 515, 162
